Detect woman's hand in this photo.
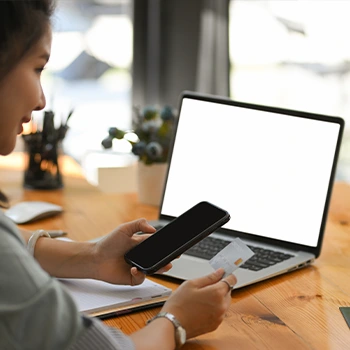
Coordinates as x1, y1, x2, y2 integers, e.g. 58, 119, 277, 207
130, 268, 237, 349
161, 268, 237, 339
91, 218, 172, 285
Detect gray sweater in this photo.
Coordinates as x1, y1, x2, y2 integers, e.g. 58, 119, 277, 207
0, 210, 135, 350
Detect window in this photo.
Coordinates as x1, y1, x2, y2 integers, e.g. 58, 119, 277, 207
229, 0, 350, 180
36, 0, 133, 162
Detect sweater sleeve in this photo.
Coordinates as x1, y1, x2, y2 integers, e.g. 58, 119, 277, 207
0, 211, 135, 350
68, 316, 135, 350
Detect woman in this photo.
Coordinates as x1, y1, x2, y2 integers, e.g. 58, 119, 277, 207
0, 1, 237, 349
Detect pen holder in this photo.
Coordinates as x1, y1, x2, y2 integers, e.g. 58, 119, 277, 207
22, 133, 63, 190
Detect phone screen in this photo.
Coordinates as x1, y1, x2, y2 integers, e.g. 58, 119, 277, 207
124, 201, 230, 273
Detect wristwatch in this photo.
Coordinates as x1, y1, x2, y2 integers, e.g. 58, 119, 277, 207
147, 312, 186, 349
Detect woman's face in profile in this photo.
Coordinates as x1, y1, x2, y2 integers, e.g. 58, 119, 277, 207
0, 28, 52, 156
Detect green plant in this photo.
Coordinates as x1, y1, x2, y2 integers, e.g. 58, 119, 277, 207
101, 105, 176, 165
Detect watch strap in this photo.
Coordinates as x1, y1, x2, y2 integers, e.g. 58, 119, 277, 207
147, 312, 186, 349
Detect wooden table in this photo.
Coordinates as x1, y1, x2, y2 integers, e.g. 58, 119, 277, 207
1, 153, 350, 349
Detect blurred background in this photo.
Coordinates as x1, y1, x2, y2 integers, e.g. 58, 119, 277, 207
21, 0, 350, 183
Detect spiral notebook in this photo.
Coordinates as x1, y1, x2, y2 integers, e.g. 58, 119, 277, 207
59, 278, 172, 319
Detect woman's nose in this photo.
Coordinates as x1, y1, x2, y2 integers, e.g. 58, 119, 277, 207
34, 85, 46, 111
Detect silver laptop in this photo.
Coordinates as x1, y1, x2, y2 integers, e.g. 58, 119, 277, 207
151, 91, 344, 289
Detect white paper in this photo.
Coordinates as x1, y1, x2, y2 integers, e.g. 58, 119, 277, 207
59, 278, 172, 314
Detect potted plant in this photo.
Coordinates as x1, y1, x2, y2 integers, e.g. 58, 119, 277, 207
101, 105, 177, 205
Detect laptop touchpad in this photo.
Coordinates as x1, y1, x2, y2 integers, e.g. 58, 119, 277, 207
163, 256, 214, 280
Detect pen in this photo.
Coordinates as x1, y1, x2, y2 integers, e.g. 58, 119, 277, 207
46, 230, 68, 238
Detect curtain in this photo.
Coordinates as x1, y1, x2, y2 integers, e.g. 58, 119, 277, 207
196, 0, 230, 96
132, 0, 230, 110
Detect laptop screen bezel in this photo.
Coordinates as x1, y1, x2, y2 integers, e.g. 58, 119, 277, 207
157, 91, 345, 258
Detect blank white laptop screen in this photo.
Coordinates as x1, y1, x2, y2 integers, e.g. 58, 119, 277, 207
161, 97, 341, 247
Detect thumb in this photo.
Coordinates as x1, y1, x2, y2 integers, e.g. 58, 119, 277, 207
192, 268, 225, 289
119, 218, 156, 237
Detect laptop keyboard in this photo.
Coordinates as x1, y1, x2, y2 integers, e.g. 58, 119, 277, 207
184, 236, 295, 271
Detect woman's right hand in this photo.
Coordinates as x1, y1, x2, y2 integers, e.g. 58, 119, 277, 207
161, 268, 237, 339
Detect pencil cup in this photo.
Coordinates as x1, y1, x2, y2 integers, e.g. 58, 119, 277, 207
22, 111, 64, 190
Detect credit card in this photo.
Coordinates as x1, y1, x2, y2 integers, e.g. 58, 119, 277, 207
209, 238, 254, 277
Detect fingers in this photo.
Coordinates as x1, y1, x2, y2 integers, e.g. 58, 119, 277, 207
130, 267, 146, 286
155, 262, 173, 274
133, 233, 152, 244
130, 262, 173, 281
192, 268, 226, 288
219, 274, 237, 293
119, 218, 156, 237
225, 274, 237, 287
190, 268, 237, 294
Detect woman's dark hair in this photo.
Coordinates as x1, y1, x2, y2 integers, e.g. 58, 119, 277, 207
0, 0, 56, 81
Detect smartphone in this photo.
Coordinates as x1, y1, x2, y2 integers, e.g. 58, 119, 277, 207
124, 201, 230, 275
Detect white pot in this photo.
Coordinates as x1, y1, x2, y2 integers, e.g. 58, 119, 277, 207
137, 162, 168, 206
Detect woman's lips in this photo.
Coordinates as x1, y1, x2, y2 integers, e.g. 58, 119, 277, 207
18, 116, 31, 134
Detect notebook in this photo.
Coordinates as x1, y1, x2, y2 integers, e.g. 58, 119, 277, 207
59, 277, 172, 319
150, 91, 344, 289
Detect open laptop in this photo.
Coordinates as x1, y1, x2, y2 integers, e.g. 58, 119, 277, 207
151, 91, 344, 289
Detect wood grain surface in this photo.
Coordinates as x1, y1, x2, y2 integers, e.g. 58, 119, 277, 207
1, 152, 349, 349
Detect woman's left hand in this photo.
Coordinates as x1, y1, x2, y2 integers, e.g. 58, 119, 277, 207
91, 218, 172, 286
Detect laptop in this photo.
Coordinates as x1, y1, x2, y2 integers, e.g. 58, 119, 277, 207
150, 91, 344, 289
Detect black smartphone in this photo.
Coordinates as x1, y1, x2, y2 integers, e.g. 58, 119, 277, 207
124, 201, 230, 275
